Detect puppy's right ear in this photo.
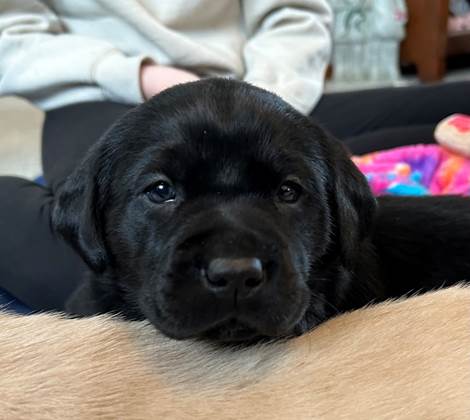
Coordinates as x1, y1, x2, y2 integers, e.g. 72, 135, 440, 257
317, 128, 377, 268
51, 147, 109, 273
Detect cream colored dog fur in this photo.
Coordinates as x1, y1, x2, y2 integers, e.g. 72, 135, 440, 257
0, 286, 469, 419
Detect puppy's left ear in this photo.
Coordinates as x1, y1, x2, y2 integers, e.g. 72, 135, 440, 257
326, 137, 377, 266
51, 146, 110, 273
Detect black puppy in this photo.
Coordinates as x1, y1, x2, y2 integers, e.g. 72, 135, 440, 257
53, 79, 470, 342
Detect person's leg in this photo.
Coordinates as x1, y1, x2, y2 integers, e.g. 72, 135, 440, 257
43, 101, 133, 190
0, 102, 133, 311
0, 176, 84, 310
345, 124, 436, 155
312, 81, 470, 141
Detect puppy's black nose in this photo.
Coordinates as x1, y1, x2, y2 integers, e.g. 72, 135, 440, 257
205, 257, 264, 296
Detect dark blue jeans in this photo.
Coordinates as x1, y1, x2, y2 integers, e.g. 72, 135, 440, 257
0, 288, 32, 314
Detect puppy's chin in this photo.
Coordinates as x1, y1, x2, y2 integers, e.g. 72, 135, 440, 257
141, 301, 304, 343
203, 319, 262, 343
159, 318, 295, 343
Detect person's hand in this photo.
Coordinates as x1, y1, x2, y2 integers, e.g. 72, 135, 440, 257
140, 63, 199, 99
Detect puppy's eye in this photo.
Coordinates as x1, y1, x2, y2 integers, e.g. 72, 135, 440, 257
145, 181, 176, 203
277, 181, 302, 203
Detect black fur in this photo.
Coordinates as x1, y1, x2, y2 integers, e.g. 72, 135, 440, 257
52, 79, 470, 342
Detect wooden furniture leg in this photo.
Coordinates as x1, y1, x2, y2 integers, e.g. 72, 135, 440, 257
401, 0, 450, 82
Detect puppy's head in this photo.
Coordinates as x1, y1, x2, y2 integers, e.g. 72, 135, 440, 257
53, 79, 375, 342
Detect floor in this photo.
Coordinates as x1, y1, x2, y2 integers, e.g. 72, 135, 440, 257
0, 96, 43, 180
1, 68, 469, 181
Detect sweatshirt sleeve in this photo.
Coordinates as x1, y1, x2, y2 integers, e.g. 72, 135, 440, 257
241, 0, 333, 114
0, 0, 149, 110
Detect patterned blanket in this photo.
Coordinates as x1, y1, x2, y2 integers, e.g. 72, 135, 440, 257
353, 144, 470, 196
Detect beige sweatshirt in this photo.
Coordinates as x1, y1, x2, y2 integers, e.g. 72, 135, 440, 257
0, 0, 332, 113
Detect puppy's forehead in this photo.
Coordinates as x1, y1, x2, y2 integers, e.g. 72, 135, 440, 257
114, 79, 327, 188
139, 118, 312, 185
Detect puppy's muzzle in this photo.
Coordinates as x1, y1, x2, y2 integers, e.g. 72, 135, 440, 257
156, 206, 305, 341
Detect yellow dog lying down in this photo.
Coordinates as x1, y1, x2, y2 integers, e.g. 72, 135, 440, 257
1, 286, 469, 419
